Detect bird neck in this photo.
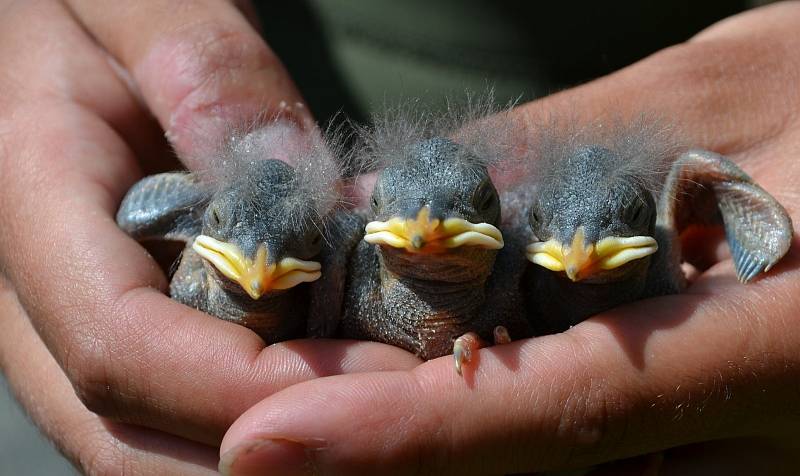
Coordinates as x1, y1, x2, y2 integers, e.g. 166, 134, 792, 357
374, 246, 497, 359
204, 270, 306, 342
526, 259, 650, 331
378, 246, 496, 289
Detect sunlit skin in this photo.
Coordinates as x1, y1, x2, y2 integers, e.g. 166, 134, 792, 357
4, 2, 800, 475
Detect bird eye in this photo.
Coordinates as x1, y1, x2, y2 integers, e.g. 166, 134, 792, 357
304, 230, 323, 255
209, 206, 223, 227
632, 206, 642, 223
627, 201, 647, 227
475, 181, 497, 212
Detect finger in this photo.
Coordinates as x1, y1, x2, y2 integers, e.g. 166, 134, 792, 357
0, 0, 170, 169
219, 248, 800, 474
512, 2, 800, 163
64, 0, 310, 165
0, 275, 219, 475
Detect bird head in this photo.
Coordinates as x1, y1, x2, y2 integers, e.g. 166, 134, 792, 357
192, 159, 325, 299
364, 138, 504, 258
526, 146, 659, 283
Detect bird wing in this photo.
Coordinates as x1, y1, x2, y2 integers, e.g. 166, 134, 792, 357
480, 224, 533, 338
659, 149, 793, 283
306, 210, 368, 337
116, 172, 210, 243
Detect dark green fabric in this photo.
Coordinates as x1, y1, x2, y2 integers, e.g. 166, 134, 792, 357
256, 1, 748, 125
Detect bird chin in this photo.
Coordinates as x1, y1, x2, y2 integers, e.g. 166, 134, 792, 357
554, 258, 651, 284
378, 242, 495, 257
378, 245, 497, 281
206, 265, 286, 298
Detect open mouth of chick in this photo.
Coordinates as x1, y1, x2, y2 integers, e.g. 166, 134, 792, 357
526, 226, 657, 281
364, 206, 504, 254
192, 235, 321, 299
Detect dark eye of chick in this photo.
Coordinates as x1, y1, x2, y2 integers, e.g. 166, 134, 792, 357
297, 229, 323, 258
209, 206, 223, 227
475, 181, 496, 212
530, 208, 540, 224
371, 195, 379, 211
529, 205, 543, 233
626, 200, 646, 227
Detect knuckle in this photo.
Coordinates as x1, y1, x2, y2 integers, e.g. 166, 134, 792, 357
66, 292, 146, 420
67, 342, 119, 419
75, 434, 145, 476
405, 374, 457, 476
141, 19, 285, 153
53, 418, 124, 476
47, 405, 145, 475
75, 438, 125, 476
68, 286, 170, 424
152, 20, 279, 111
550, 334, 631, 466
63, 296, 136, 419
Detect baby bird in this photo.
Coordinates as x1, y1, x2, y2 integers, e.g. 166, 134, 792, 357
116, 122, 344, 343
520, 119, 793, 332
336, 102, 532, 373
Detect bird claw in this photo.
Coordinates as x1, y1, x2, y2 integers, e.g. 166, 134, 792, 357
453, 332, 481, 376
493, 326, 511, 345
453, 328, 513, 376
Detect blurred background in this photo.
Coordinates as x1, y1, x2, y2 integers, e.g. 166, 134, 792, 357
1, 376, 74, 474
0, 0, 773, 473
254, 0, 758, 124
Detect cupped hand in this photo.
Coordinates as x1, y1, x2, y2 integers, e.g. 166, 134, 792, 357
220, 4, 800, 475
0, 1, 419, 473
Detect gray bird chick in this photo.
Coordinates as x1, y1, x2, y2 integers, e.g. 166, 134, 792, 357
336, 101, 532, 373
520, 119, 793, 332
117, 122, 344, 343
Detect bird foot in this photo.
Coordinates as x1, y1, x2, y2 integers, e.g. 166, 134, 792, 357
493, 325, 511, 345
453, 332, 481, 376
453, 327, 512, 376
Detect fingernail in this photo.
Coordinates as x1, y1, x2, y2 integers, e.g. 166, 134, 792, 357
219, 437, 319, 476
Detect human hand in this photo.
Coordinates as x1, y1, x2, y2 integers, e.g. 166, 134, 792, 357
0, 1, 420, 473
219, 4, 800, 474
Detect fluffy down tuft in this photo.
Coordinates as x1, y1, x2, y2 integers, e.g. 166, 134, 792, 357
524, 113, 684, 196
354, 91, 526, 175
187, 113, 351, 234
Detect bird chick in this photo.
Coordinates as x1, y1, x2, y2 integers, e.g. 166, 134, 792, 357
117, 120, 344, 343
520, 118, 793, 332
338, 100, 532, 374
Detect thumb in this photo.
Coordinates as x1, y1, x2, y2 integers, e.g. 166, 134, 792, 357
65, 0, 310, 167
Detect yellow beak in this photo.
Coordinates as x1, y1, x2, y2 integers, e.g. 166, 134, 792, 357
192, 235, 321, 299
363, 206, 504, 253
526, 226, 658, 281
